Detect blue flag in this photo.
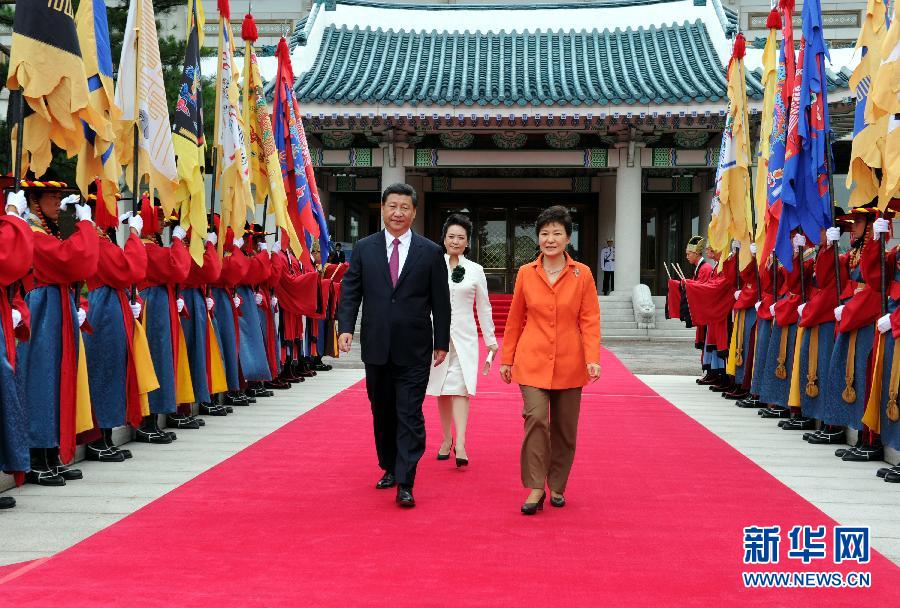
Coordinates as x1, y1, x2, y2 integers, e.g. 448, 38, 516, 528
776, 0, 832, 271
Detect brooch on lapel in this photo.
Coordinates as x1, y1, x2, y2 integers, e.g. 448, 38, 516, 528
573, 268, 580, 277
451, 265, 466, 283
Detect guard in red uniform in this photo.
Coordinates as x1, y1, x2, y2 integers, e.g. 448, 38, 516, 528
18, 178, 99, 485
210, 227, 251, 407
0, 188, 34, 508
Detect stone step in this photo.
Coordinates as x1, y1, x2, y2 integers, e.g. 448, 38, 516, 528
602, 320, 638, 329
648, 329, 698, 338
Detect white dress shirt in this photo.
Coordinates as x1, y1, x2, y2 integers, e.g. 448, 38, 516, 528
385, 229, 413, 276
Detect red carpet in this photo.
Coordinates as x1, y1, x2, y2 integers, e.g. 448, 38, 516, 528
1, 348, 898, 605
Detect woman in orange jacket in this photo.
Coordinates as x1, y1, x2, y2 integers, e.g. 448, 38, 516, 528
500, 205, 601, 515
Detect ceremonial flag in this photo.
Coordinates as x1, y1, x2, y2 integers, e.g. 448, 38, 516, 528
173, 0, 208, 265
868, 2, 899, 207
754, 9, 781, 252
845, 0, 889, 208
761, 0, 797, 265
776, 0, 832, 271
75, 0, 122, 229
114, 0, 179, 214
272, 37, 330, 268
241, 13, 304, 258
708, 34, 753, 267
6, 0, 105, 177
214, 0, 254, 247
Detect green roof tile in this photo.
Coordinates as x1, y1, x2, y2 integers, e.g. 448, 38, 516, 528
296, 21, 752, 107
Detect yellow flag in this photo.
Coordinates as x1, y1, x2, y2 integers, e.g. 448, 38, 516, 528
869, 2, 899, 206
708, 35, 752, 267
242, 16, 304, 258
7, 0, 106, 177
754, 20, 778, 252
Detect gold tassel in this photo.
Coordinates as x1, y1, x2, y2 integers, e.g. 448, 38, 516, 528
887, 337, 900, 422
775, 326, 789, 380
805, 326, 820, 398
734, 310, 745, 367
842, 330, 858, 404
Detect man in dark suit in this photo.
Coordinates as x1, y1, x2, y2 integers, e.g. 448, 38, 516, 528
337, 183, 450, 508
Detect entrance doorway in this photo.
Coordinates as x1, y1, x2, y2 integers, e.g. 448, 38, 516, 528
429, 193, 597, 293
640, 194, 699, 295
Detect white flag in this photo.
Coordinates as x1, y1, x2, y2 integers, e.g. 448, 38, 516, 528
115, 0, 178, 213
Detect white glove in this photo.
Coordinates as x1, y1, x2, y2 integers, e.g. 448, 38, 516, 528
734, 290, 741, 301
792, 233, 807, 249
6, 190, 27, 217
74, 203, 93, 224
826, 226, 841, 243
172, 225, 187, 241
754, 301, 761, 311
873, 217, 890, 239
877, 313, 892, 334
206, 232, 217, 246
129, 213, 144, 235
255, 292, 263, 305
272, 240, 282, 254
130, 302, 142, 319
834, 305, 844, 322
797, 303, 806, 319
59, 194, 80, 211
77, 308, 87, 327
271, 296, 279, 309
206, 297, 214, 311
749, 243, 758, 255
769, 303, 776, 317
233, 295, 242, 308
11, 309, 22, 328
731, 239, 741, 250
233, 237, 244, 249
176, 298, 185, 313
258, 242, 268, 252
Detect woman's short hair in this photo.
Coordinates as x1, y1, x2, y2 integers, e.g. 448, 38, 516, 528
535, 205, 573, 237
441, 213, 473, 254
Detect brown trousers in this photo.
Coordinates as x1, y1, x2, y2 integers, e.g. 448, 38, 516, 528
519, 385, 582, 493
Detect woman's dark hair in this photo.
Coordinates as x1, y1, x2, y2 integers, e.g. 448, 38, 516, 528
535, 205, 573, 237
441, 213, 473, 255
381, 182, 418, 207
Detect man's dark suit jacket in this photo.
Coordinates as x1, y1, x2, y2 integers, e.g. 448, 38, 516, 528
337, 231, 451, 366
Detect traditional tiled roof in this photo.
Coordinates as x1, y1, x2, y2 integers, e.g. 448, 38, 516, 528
295, 21, 754, 107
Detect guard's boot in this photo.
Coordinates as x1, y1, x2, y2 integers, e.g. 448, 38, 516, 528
135, 415, 175, 444
47, 446, 84, 479
736, 395, 761, 408
25, 448, 66, 486
696, 371, 717, 385
0, 496, 15, 509
780, 416, 816, 431
265, 377, 290, 390
105, 428, 132, 459
842, 443, 884, 462
876, 466, 900, 478
86, 432, 125, 463
710, 375, 734, 393
242, 389, 257, 404
884, 469, 900, 483
313, 356, 332, 372
199, 402, 228, 416
723, 386, 749, 400
759, 406, 790, 419
166, 414, 201, 430
223, 391, 250, 406
806, 428, 845, 444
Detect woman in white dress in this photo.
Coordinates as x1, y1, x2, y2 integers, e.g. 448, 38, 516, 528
426, 214, 498, 467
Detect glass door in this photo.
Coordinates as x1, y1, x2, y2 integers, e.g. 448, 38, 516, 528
474, 207, 509, 293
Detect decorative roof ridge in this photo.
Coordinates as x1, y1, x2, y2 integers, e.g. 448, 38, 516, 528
323, 20, 703, 37
323, 0, 696, 11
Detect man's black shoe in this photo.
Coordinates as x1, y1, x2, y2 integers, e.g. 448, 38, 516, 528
759, 407, 790, 419
884, 470, 900, 483
736, 397, 760, 408
166, 414, 201, 430
375, 472, 396, 489
781, 418, 816, 431
806, 430, 845, 444
396, 486, 415, 508
0, 496, 15, 509
876, 466, 900, 478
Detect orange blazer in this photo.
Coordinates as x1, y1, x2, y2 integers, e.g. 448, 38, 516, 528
501, 254, 601, 389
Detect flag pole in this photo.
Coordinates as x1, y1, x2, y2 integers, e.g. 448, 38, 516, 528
7, 90, 26, 306
129, 0, 143, 306
824, 130, 842, 305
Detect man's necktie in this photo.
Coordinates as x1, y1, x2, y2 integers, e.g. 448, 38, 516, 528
389, 238, 400, 287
